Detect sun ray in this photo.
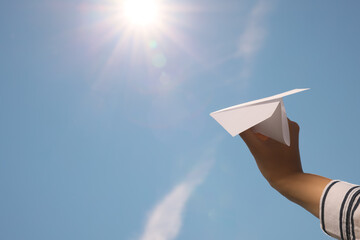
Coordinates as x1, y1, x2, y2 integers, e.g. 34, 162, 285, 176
78, 0, 220, 90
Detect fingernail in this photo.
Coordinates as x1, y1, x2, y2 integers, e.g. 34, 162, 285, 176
255, 133, 269, 141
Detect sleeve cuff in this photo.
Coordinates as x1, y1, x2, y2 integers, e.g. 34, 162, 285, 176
320, 180, 360, 240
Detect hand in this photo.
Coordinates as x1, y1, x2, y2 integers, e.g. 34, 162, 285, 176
240, 118, 331, 218
240, 118, 303, 187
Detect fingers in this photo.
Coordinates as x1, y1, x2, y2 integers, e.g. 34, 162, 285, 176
255, 132, 269, 141
239, 128, 261, 148
241, 119, 300, 149
288, 118, 299, 131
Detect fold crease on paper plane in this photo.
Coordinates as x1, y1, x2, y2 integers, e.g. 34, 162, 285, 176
210, 89, 309, 146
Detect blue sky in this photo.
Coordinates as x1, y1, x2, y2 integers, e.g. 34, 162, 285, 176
1, 0, 360, 239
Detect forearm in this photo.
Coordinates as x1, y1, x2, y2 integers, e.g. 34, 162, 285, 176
240, 121, 333, 218
269, 173, 332, 218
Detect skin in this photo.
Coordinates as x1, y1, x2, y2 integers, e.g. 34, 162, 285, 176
240, 119, 331, 218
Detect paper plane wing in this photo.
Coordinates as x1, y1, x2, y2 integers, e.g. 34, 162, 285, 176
210, 88, 309, 146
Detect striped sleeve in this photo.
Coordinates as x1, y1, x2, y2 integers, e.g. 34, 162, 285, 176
320, 180, 360, 240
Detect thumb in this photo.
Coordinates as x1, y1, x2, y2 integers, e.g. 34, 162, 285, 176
288, 118, 300, 146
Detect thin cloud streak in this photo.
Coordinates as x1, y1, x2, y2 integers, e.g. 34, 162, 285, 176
237, 0, 272, 78
202, 0, 273, 79
139, 159, 214, 240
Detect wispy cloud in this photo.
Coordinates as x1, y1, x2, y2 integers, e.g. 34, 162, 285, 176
237, 0, 273, 78
138, 159, 214, 240
203, 1, 273, 80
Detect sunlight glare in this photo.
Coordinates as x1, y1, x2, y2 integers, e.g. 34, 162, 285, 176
123, 0, 161, 27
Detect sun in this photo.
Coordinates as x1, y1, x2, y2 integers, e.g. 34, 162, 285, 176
122, 0, 162, 28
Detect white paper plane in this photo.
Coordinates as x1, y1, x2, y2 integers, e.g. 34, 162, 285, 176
210, 89, 309, 146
